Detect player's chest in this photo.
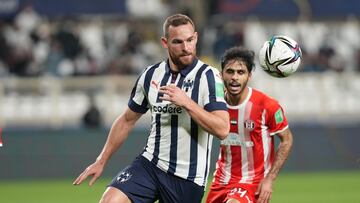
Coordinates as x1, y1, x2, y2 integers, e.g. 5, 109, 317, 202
228, 105, 266, 135
148, 73, 197, 105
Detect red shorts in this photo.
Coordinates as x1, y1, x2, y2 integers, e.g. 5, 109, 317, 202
206, 183, 258, 203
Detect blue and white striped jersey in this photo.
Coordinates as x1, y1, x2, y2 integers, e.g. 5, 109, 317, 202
128, 58, 227, 186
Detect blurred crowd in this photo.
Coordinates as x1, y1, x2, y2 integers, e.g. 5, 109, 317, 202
1, 5, 360, 78
0, 5, 164, 77
206, 16, 360, 73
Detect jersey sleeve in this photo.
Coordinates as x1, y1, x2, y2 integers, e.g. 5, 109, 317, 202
202, 68, 227, 112
128, 71, 149, 114
266, 102, 288, 136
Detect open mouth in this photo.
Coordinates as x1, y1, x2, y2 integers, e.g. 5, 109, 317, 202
228, 83, 241, 92
229, 83, 240, 88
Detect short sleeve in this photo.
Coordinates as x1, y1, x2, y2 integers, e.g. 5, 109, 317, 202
202, 68, 227, 112
267, 103, 288, 136
128, 72, 149, 114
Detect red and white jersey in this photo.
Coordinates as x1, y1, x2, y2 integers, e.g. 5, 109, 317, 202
212, 87, 288, 186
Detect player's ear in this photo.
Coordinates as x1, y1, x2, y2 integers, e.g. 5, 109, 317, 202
161, 37, 168, 49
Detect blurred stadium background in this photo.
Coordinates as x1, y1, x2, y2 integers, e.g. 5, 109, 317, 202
0, 0, 359, 202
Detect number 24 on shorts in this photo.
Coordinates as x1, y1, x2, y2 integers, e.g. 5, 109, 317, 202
228, 187, 253, 203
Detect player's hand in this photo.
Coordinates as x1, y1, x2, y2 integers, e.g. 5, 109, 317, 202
255, 177, 273, 203
73, 161, 105, 186
159, 84, 190, 107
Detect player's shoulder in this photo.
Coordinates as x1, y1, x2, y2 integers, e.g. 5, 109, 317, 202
197, 59, 221, 78
205, 64, 221, 74
141, 61, 164, 75
251, 88, 280, 108
136, 61, 164, 83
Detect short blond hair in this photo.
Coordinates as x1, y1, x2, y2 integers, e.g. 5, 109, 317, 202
163, 14, 195, 38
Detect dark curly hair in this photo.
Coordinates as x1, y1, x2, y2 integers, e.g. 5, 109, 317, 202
220, 46, 255, 73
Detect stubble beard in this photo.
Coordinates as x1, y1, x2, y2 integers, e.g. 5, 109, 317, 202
226, 79, 249, 103
169, 51, 195, 69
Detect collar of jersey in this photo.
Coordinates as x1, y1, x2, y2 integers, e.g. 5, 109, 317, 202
165, 58, 198, 76
227, 87, 253, 109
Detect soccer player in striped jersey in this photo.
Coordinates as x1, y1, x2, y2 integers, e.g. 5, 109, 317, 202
206, 47, 293, 203
73, 14, 229, 203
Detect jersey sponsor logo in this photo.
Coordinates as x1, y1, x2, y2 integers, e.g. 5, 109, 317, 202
221, 133, 254, 147
215, 82, 224, 97
117, 170, 132, 183
182, 79, 194, 92
153, 104, 182, 114
275, 108, 284, 124
244, 119, 255, 131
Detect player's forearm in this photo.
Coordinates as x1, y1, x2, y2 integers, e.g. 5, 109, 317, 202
266, 134, 293, 180
96, 113, 136, 164
184, 100, 229, 140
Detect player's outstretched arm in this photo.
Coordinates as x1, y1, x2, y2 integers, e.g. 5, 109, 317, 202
256, 128, 293, 203
73, 108, 142, 186
159, 84, 229, 140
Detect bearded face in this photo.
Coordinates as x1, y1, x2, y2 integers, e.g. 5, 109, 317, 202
222, 60, 251, 97
162, 23, 198, 70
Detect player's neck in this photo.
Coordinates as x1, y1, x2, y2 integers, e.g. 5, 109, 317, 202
168, 59, 183, 73
226, 87, 249, 106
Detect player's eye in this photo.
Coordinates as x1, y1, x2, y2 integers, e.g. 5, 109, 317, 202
172, 39, 183, 44
238, 70, 245, 75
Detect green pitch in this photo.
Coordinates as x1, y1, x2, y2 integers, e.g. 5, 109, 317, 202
1, 171, 359, 203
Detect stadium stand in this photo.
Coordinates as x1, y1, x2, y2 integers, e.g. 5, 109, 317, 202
0, 0, 359, 128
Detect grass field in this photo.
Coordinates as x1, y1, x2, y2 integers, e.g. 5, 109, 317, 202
1, 171, 359, 203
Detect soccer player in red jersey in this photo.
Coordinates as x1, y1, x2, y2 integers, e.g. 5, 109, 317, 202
206, 47, 293, 203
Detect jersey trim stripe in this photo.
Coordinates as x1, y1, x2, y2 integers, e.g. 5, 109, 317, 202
128, 74, 148, 113
128, 63, 160, 113
168, 115, 178, 174
144, 64, 160, 99
261, 109, 270, 177
187, 64, 208, 181
270, 125, 289, 136
177, 74, 185, 88
204, 69, 227, 111
238, 105, 249, 183
156, 71, 171, 102
244, 102, 255, 183
152, 113, 161, 165
167, 74, 185, 174
206, 69, 216, 103
224, 145, 232, 184
203, 133, 211, 186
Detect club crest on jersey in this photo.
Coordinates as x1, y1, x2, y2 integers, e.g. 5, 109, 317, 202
182, 79, 194, 92
117, 170, 132, 183
244, 119, 255, 131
